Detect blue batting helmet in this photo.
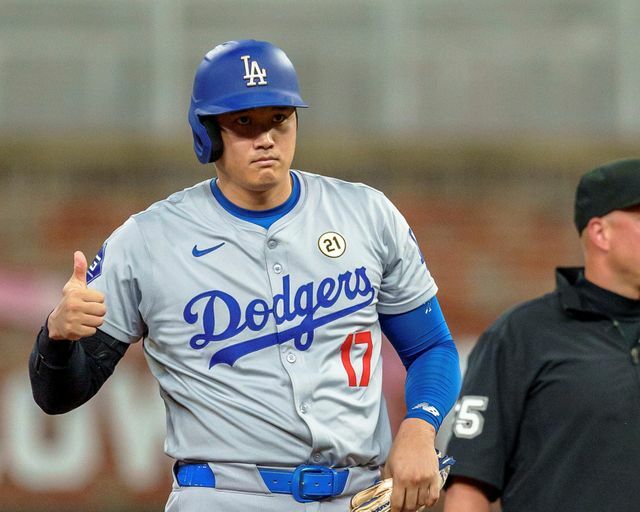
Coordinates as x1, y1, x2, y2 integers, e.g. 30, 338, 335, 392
188, 39, 308, 164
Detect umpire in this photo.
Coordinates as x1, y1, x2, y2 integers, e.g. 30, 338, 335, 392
443, 159, 640, 512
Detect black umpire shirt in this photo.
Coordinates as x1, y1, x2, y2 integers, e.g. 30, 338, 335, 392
445, 267, 640, 512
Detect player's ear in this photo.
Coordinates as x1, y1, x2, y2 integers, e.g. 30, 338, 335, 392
585, 217, 610, 251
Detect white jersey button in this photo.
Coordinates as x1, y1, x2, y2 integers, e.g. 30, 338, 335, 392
300, 402, 309, 414
286, 353, 297, 363
267, 240, 278, 249
273, 263, 283, 274
312, 453, 322, 462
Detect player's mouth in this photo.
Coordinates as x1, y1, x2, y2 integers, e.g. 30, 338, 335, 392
252, 155, 279, 167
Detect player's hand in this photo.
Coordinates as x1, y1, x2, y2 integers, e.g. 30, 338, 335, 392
47, 251, 106, 340
383, 418, 441, 511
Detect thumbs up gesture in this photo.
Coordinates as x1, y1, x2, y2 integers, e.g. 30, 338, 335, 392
47, 251, 107, 341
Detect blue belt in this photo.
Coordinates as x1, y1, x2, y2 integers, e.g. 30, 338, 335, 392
176, 463, 349, 503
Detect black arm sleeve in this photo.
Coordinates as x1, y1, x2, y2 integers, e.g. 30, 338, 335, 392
29, 323, 129, 415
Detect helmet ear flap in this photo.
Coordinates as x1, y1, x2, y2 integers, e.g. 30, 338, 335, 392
200, 116, 223, 163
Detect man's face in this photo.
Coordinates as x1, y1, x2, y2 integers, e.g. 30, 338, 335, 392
603, 204, 640, 286
214, 106, 297, 195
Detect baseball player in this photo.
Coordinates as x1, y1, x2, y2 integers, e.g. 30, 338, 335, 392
29, 39, 461, 512
443, 159, 640, 512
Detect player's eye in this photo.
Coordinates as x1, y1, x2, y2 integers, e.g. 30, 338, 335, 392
273, 113, 287, 123
236, 116, 251, 126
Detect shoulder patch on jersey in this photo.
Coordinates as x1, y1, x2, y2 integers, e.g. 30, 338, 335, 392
452, 395, 489, 439
318, 232, 346, 258
86, 244, 106, 284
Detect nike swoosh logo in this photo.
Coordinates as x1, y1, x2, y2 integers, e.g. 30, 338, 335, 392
192, 242, 225, 257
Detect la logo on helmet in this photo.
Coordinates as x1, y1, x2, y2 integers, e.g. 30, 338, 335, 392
240, 55, 267, 87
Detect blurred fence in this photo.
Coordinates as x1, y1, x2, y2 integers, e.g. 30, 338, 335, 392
1, 0, 640, 138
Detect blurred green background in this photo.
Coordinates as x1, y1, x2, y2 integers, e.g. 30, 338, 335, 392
1, 1, 638, 510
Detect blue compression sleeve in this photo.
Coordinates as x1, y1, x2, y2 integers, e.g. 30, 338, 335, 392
379, 297, 461, 431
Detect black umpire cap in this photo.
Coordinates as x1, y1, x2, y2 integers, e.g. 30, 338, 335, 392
574, 158, 640, 233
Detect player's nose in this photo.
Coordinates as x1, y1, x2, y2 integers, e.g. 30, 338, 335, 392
253, 128, 275, 149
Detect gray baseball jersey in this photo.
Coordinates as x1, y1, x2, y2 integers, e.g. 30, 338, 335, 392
87, 170, 437, 467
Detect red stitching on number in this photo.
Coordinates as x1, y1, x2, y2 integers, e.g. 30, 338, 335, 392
341, 331, 373, 387
341, 334, 357, 386
354, 331, 373, 386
